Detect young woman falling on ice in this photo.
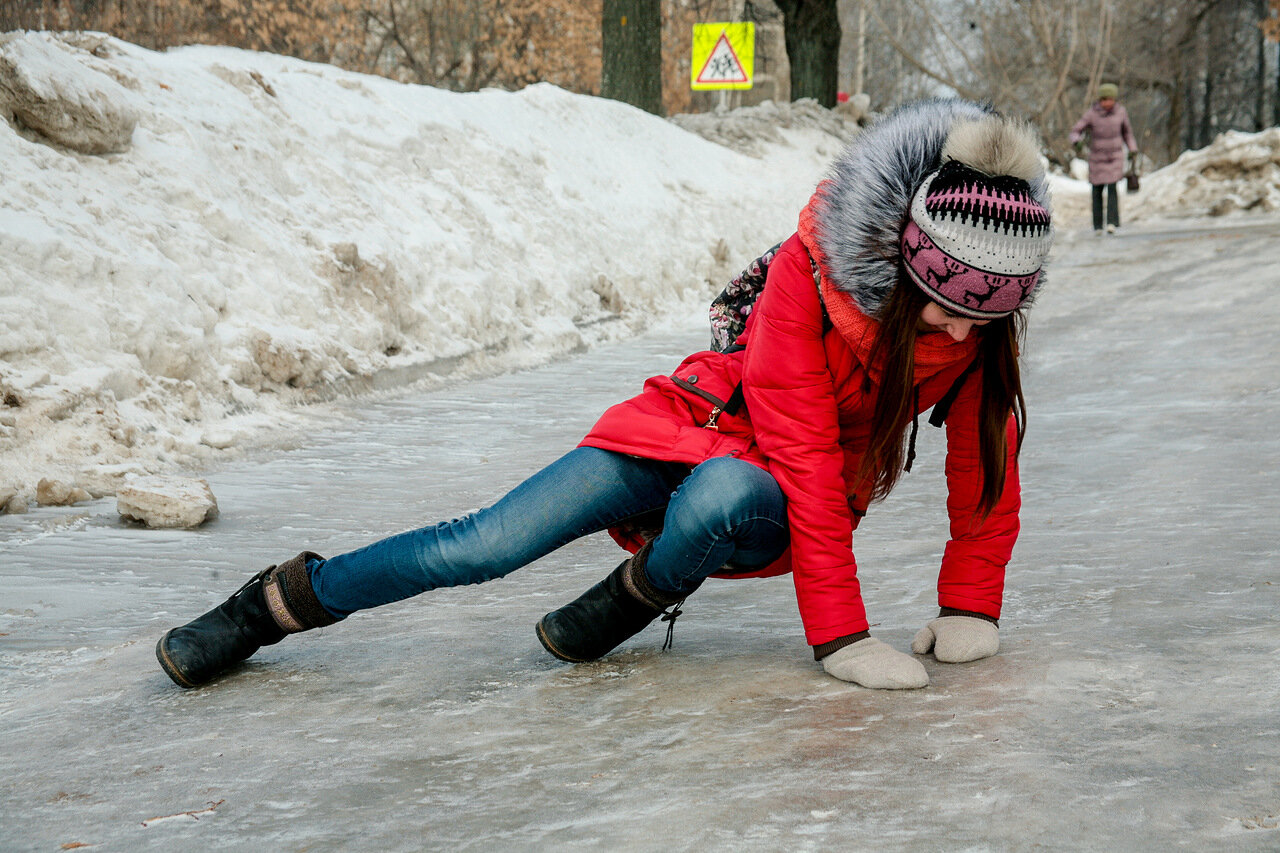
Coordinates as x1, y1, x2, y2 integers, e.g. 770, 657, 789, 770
157, 98, 1053, 691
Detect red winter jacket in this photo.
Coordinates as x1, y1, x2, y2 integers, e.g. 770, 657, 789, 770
579, 234, 1020, 649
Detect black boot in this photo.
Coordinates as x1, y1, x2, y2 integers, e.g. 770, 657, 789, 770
156, 551, 338, 688
536, 543, 687, 662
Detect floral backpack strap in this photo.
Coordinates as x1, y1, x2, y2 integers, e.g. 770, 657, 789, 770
709, 241, 784, 352
708, 242, 829, 418
709, 241, 827, 353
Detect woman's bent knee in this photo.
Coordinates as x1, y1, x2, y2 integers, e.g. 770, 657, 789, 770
673, 457, 786, 530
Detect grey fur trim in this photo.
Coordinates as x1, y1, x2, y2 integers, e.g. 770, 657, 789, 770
813, 98, 1051, 318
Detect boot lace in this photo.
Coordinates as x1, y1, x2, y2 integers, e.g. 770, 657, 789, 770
660, 600, 685, 651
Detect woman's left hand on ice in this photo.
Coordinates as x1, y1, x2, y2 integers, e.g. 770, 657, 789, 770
821, 637, 930, 689
911, 616, 999, 663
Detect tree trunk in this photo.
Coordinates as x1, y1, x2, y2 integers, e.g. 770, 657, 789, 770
1257, 0, 1269, 130
1166, 75, 1185, 163
1198, 12, 1215, 147
774, 0, 841, 107
1184, 72, 1199, 150
601, 0, 663, 115
854, 1, 865, 95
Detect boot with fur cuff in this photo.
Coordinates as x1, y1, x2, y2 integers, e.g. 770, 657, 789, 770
536, 543, 685, 662
156, 551, 338, 688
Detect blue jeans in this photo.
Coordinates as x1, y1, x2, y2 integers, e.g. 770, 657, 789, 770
308, 448, 790, 618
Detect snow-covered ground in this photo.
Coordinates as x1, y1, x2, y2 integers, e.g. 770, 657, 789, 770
6, 31, 1280, 514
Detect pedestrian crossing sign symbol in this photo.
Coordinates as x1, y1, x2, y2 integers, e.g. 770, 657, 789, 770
691, 23, 754, 90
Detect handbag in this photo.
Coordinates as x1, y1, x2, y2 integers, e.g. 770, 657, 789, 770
1125, 157, 1140, 193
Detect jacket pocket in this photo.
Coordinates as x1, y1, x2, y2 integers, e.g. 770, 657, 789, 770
670, 373, 741, 431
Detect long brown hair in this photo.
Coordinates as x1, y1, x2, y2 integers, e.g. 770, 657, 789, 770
859, 269, 1027, 517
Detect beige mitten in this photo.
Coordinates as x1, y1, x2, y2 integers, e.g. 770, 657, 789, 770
911, 616, 999, 663
821, 638, 929, 689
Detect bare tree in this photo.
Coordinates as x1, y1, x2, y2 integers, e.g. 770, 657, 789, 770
773, 0, 840, 106
602, 0, 662, 113
1269, 0, 1280, 124
1256, 0, 1269, 129
0, 0, 366, 61
840, 0, 1276, 166
840, 0, 948, 107
363, 0, 503, 88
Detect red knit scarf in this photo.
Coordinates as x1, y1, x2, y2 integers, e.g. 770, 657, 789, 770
797, 186, 977, 383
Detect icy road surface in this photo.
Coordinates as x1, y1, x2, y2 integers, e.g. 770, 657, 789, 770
2, 219, 1279, 851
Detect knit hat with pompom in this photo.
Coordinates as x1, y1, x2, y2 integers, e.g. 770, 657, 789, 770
900, 116, 1053, 319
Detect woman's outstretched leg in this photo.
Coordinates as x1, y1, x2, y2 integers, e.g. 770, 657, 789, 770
157, 448, 687, 687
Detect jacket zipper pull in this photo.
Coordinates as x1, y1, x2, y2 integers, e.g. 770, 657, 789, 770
704, 406, 722, 430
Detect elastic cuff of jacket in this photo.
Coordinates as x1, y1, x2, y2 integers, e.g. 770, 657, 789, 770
939, 607, 999, 627
812, 630, 871, 661
263, 551, 342, 633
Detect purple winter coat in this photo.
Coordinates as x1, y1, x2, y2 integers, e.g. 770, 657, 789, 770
1070, 102, 1137, 185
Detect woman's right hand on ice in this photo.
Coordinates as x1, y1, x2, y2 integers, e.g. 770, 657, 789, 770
821, 637, 929, 689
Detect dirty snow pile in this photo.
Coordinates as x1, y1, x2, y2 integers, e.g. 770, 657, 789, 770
669, 98, 856, 158
0, 31, 855, 511
1130, 128, 1280, 219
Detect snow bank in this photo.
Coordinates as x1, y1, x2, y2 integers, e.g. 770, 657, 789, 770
0, 30, 138, 153
0, 32, 853, 505
1046, 172, 1093, 230
1132, 128, 1280, 219
1049, 128, 1280, 230
669, 98, 854, 158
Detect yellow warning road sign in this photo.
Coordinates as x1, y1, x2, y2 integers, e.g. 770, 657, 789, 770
691, 22, 754, 91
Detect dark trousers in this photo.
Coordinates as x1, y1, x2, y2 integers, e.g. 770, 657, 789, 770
1092, 182, 1120, 230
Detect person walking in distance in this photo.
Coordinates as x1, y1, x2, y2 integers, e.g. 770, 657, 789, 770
1070, 83, 1139, 234
156, 99, 1053, 692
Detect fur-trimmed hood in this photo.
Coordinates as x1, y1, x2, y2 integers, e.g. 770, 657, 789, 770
801, 98, 1051, 318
